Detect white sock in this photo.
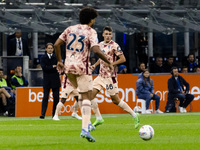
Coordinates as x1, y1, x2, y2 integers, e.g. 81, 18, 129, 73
55, 102, 64, 116
73, 101, 79, 113
118, 100, 136, 118
97, 116, 103, 120
91, 99, 102, 120
83, 128, 88, 132
81, 99, 91, 130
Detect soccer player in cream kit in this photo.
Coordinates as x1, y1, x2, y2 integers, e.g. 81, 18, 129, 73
90, 26, 140, 129
54, 7, 113, 142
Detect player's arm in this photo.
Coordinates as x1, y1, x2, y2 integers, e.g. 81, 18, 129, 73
112, 54, 126, 66
54, 38, 64, 62
54, 38, 65, 72
92, 46, 113, 70
93, 59, 100, 69
92, 46, 110, 64
91, 59, 100, 70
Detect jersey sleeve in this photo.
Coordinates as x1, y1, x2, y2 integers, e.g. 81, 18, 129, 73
89, 29, 99, 48
114, 43, 123, 56
59, 28, 68, 42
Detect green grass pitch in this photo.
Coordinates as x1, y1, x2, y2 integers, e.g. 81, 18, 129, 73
0, 113, 200, 150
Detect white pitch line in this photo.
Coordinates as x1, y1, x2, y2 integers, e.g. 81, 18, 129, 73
0, 112, 199, 121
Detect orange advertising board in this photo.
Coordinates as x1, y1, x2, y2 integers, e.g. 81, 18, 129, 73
16, 74, 200, 117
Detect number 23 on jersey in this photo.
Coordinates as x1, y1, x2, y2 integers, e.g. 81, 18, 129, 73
67, 33, 85, 52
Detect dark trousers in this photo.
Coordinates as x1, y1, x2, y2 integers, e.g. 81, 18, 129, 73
165, 93, 194, 112
137, 93, 160, 110
175, 93, 194, 108
41, 87, 59, 117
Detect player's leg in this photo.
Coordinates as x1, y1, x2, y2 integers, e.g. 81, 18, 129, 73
78, 94, 82, 111
107, 77, 140, 129
75, 74, 95, 142
91, 98, 104, 127
71, 96, 82, 120
53, 98, 66, 120
53, 74, 76, 120
80, 90, 95, 142
111, 93, 137, 115
91, 77, 104, 127
111, 94, 140, 129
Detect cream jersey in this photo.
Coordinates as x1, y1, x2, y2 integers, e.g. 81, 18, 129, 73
59, 24, 99, 75
99, 40, 123, 78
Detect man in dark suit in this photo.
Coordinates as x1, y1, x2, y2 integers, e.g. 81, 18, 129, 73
7, 29, 30, 58
165, 67, 194, 113
40, 43, 61, 119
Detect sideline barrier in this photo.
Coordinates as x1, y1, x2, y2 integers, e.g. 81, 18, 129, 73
16, 74, 200, 117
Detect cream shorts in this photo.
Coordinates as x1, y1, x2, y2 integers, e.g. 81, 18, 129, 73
93, 76, 118, 96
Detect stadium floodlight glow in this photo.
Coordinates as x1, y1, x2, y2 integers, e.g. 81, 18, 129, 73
45, 27, 58, 35
25, 3, 46, 6
0, 7, 5, 15
180, 17, 187, 23
4, 27, 16, 35
125, 28, 138, 35
162, 27, 177, 35
64, 3, 83, 6
0, 2, 6, 5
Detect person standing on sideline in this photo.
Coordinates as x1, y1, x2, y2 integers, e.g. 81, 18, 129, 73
90, 26, 140, 129
40, 43, 61, 119
136, 69, 163, 114
54, 7, 113, 142
165, 67, 194, 113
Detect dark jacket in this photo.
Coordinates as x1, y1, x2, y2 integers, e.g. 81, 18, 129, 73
150, 64, 165, 73
186, 61, 197, 72
40, 52, 61, 88
162, 62, 176, 73
136, 76, 154, 96
168, 75, 189, 97
7, 38, 30, 58
138, 73, 143, 79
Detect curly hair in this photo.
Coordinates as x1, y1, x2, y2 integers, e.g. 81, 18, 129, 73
79, 7, 98, 24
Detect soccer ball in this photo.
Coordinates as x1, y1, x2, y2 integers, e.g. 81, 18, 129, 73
139, 125, 154, 140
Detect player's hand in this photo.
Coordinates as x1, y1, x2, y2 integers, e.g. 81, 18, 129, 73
150, 93, 154, 97
90, 65, 96, 70
18, 72, 22, 77
108, 64, 114, 72
57, 61, 64, 73
181, 91, 186, 95
53, 65, 57, 68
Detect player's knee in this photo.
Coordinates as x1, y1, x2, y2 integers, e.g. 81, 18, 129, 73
112, 99, 120, 105
91, 100, 98, 109
110, 95, 120, 105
